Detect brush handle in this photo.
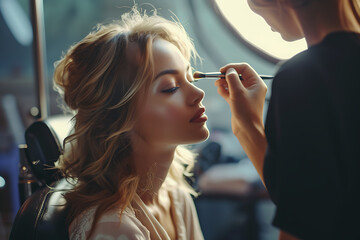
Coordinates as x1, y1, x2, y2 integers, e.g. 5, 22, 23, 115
205, 72, 273, 80
259, 75, 273, 80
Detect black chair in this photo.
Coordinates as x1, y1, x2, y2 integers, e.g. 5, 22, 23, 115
25, 115, 73, 186
10, 178, 72, 240
10, 115, 73, 240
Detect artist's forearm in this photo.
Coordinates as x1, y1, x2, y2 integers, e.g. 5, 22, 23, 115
235, 122, 267, 184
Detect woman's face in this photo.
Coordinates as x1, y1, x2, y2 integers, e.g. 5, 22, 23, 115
132, 39, 209, 146
247, 0, 304, 41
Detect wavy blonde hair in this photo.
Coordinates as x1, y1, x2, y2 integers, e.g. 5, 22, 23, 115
53, 7, 199, 238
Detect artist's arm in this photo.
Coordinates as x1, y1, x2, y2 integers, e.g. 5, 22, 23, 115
214, 63, 268, 183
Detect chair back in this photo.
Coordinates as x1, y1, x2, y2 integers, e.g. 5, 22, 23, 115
10, 115, 73, 240
25, 115, 72, 185
10, 178, 72, 240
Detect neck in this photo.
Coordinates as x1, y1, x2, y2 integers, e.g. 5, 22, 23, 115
296, 0, 360, 46
130, 134, 177, 205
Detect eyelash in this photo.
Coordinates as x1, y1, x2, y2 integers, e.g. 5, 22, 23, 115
160, 73, 196, 93
161, 87, 180, 93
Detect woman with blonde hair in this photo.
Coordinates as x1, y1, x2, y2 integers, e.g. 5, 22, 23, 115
215, 0, 360, 239
54, 7, 208, 240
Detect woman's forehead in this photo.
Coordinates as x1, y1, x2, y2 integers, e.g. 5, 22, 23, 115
152, 39, 189, 71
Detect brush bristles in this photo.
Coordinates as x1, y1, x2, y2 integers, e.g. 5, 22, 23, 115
193, 71, 205, 79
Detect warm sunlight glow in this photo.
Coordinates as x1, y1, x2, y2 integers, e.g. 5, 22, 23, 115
215, 0, 307, 60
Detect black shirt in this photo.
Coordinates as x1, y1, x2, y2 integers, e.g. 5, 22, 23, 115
264, 32, 360, 240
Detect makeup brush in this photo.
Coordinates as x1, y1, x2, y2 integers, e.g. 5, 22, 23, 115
193, 71, 273, 81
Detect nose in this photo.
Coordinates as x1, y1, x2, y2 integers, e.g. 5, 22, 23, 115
187, 83, 205, 106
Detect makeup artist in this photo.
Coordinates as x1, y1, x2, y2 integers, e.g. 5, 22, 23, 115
214, 0, 360, 239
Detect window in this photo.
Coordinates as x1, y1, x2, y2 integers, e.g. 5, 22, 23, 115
213, 0, 307, 61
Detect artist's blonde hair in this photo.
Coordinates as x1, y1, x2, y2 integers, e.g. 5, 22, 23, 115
53, 7, 198, 238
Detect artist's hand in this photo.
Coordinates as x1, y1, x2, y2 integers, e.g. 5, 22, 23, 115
215, 63, 268, 179
215, 63, 267, 136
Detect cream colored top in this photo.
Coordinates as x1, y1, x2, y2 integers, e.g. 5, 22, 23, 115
69, 186, 204, 240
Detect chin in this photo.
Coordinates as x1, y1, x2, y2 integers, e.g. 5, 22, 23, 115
280, 31, 304, 42
191, 126, 210, 144
169, 125, 210, 145
282, 36, 302, 42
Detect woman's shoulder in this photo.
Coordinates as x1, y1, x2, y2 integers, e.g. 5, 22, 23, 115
163, 179, 193, 203
166, 185, 205, 240
166, 184, 196, 215
69, 206, 150, 240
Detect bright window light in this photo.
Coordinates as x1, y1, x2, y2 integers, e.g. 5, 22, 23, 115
215, 0, 307, 60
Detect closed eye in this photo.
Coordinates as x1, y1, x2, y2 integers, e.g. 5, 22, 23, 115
161, 87, 180, 93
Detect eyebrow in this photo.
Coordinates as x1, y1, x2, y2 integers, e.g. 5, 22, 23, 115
154, 65, 191, 81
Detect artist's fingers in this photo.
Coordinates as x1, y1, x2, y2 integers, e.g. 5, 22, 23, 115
214, 78, 229, 98
215, 68, 246, 100
224, 68, 245, 97
214, 78, 227, 87
216, 84, 230, 99
220, 63, 257, 78
220, 63, 261, 87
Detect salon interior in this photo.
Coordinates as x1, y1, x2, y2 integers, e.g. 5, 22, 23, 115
0, 0, 307, 239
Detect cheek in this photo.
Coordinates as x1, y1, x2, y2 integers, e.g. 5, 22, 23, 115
135, 101, 188, 142
152, 93, 186, 119
137, 97, 188, 133
148, 102, 185, 124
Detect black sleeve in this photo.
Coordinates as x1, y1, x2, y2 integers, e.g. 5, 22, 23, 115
263, 63, 339, 239
263, 33, 360, 240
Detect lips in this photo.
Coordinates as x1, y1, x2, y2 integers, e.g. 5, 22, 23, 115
190, 108, 207, 123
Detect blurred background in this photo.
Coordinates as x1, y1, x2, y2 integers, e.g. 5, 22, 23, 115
0, 0, 306, 239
